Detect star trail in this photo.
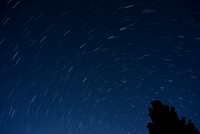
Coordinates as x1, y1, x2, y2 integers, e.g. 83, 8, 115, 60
0, 0, 200, 134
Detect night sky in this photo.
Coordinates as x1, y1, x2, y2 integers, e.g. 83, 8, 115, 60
0, 0, 200, 134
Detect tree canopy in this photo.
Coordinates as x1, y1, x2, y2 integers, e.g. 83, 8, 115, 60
147, 101, 200, 134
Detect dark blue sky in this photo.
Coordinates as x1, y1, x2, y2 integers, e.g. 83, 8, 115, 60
0, 0, 200, 134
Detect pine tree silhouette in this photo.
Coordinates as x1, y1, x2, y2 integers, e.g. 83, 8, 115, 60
147, 100, 200, 134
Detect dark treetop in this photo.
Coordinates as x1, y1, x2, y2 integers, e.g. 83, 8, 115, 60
148, 101, 200, 134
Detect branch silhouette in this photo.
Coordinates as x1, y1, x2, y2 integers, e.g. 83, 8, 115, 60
147, 101, 200, 134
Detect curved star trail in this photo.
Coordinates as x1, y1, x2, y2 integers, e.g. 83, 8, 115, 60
0, 0, 200, 134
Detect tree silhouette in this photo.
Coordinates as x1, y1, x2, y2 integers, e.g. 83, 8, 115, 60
147, 100, 200, 134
